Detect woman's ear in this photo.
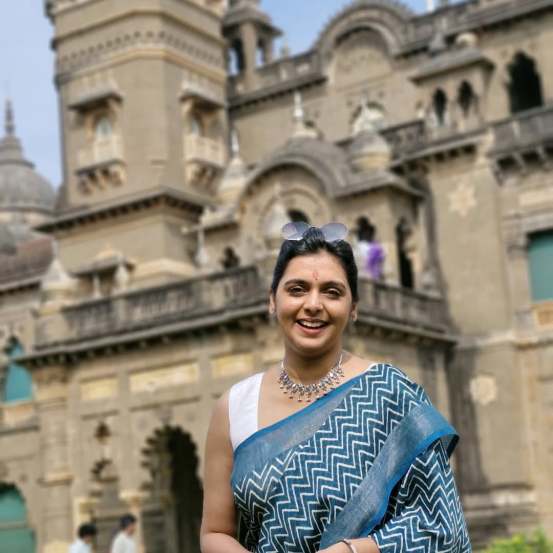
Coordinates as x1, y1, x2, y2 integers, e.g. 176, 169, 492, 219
350, 303, 358, 322
269, 293, 276, 315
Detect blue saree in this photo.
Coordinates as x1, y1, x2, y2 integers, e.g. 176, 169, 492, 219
232, 364, 471, 553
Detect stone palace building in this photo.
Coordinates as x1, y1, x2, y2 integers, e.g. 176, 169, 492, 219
0, 0, 552, 551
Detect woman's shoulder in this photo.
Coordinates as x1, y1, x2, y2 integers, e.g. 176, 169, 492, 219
228, 371, 264, 400
360, 361, 429, 404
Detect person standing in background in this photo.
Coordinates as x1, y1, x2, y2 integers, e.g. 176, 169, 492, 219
110, 514, 137, 553
68, 523, 97, 553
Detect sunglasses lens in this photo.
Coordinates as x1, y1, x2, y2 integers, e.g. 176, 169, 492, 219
281, 221, 310, 241
321, 222, 348, 242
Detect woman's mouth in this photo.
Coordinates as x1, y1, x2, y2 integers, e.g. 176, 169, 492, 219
296, 319, 329, 335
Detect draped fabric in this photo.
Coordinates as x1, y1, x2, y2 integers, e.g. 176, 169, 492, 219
231, 364, 471, 553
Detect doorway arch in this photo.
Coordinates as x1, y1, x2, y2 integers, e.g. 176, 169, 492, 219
141, 426, 203, 553
0, 483, 35, 553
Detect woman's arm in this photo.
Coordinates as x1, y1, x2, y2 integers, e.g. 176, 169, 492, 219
200, 392, 249, 553
369, 440, 471, 553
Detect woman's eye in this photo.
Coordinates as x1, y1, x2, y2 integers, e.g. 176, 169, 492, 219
289, 287, 304, 294
326, 289, 341, 297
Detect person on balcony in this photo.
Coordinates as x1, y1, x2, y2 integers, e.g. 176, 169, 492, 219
201, 223, 470, 553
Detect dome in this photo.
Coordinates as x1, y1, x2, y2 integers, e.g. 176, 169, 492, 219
0, 101, 56, 214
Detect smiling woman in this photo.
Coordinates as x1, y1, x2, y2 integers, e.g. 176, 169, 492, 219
200, 224, 471, 553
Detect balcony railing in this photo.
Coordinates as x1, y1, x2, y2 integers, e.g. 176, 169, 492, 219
77, 136, 124, 170
381, 120, 428, 158
357, 278, 449, 332
490, 104, 553, 156
184, 135, 225, 168
36, 267, 265, 347
35, 268, 449, 349
228, 51, 322, 97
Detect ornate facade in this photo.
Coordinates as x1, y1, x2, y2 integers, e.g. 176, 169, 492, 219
1, 0, 553, 551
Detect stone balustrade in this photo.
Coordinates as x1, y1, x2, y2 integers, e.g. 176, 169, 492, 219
184, 135, 226, 168
490, 104, 553, 156
228, 51, 322, 97
34, 267, 449, 349
381, 120, 428, 158
77, 136, 124, 170
357, 278, 449, 333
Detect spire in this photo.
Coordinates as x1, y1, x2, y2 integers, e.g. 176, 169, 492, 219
230, 128, 241, 159
5, 99, 15, 137
0, 99, 29, 166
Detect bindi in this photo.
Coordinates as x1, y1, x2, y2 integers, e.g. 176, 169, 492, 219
312, 270, 319, 280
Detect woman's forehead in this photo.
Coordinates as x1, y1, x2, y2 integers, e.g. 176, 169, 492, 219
283, 252, 347, 280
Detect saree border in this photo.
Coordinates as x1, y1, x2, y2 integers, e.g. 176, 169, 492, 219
319, 402, 458, 549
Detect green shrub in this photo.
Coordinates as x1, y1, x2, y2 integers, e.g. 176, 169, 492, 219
484, 530, 553, 553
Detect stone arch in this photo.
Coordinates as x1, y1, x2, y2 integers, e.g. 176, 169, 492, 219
238, 164, 335, 261
457, 80, 477, 118
1, 336, 33, 403
432, 88, 448, 127
140, 425, 202, 553
507, 51, 544, 114
315, 0, 413, 62
241, 143, 349, 205
0, 482, 35, 553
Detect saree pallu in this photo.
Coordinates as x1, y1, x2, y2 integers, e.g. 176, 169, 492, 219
232, 364, 471, 553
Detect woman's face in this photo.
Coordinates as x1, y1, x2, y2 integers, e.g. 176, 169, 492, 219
269, 250, 357, 358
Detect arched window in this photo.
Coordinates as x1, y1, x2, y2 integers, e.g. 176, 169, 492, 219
256, 39, 266, 67
432, 89, 448, 127
356, 216, 375, 242
396, 219, 414, 290
189, 114, 203, 136
508, 52, 544, 114
221, 247, 240, 270
528, 230, 553, 302
355, 217, 384, 280
94, 115, 113, 141
0, 484, 35, 553
458, 81, 476, 118
287, 210, 310, 224
2, 340, 33, 403
228, 39, 245, 75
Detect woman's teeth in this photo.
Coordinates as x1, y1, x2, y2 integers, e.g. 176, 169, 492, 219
298, 321, 327, 329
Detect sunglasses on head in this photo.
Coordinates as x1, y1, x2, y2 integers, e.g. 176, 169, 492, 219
281, 222, 348, 243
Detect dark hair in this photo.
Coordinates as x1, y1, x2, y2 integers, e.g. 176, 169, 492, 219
78, 523, 97, 539
120, 513, 137, 530
270, 226, 359, 302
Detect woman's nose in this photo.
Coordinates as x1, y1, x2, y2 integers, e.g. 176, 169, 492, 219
304, 291, 322, 311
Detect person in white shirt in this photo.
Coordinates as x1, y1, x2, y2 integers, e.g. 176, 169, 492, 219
68, 523, 97, 553
110, 513, 137, 553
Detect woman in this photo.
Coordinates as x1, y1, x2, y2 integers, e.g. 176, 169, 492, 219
201, 223, 471, 553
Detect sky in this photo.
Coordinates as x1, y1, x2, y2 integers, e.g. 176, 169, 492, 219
0, 0, 430, 187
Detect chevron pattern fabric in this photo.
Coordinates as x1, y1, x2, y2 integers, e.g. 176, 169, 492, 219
232, 364, 471, 553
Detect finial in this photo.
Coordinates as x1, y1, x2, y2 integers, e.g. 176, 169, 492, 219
293, 91, 304, 124
230, 128, 240, 158
280, 36, 291, 58
5, 99, 15, 137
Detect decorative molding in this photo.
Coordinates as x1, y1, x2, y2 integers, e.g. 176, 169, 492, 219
211, 352, 254, 379
449, 181, 477, 218
80, 377, 118, 401
469, 375, 498, 406
56, 29, 224, 77
130, 363, 199, 393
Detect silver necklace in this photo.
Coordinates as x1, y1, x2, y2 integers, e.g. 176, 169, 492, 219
278, 352, 344, 403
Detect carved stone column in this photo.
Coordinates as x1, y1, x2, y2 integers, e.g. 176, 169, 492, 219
35, 365, 73, 553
